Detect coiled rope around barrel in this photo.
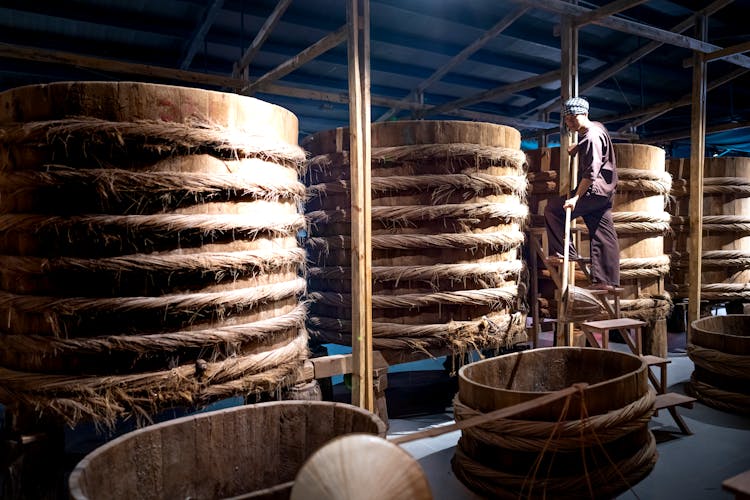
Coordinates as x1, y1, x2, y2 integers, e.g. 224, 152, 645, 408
687, 373, 750, 415
687, 344, 750, 378
450, 387, 657, 499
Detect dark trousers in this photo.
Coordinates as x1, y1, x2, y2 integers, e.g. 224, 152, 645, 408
544, 192, 620, 286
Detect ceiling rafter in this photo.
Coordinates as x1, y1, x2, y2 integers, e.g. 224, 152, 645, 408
375, 6, 529, 122
179, 0, 224, 70
233, 0, 292, 78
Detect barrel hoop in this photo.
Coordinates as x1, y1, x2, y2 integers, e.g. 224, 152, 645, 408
308, 285, 519, 309
306, 230, 525, 252
687, 344, 750, 378
687, 374, 750, 415
307, 203, 528, 226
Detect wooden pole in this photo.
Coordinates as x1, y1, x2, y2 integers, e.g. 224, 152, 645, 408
557, 14, 578, 346
687, 16, 707, 337
346, 0, 374, 411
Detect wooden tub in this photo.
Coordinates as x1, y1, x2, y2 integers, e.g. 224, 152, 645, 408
69, 400, 386, 500
688, 314, 750, 414
452, 347, 656, 499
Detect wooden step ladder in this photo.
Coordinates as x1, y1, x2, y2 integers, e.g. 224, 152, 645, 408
581, 318, 696, 434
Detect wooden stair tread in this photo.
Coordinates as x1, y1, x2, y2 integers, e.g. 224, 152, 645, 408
655, 392, 696, 410
642, 355, 671, 366
581, 318, 646, 329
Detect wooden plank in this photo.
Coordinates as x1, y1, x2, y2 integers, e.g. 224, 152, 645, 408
243, 25, 348, 95
573, 0, 648, 27
688, 17, 707, 337
684, 39, 750, 67
179, 0, 224, 70
390, 383, 588, 445
233, 0, 293, 77
377, 6, 529, 122
723, 469, 750, 500
347, 0, 374, 412
581, 318, 646, 329
654, 392, 696, 410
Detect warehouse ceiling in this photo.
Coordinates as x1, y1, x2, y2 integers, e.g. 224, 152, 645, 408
1, 0, 749, 156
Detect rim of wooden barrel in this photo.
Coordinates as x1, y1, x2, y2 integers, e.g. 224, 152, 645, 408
68, 400, 386, 500
690, 314, 750, 354
302, 120, 521, 155
458, 347, 648, 419
0, 81, 299, 144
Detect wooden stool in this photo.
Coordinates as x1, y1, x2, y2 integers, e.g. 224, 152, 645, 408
581, 318, 646, 354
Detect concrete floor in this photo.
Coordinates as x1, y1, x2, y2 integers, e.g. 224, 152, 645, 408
385, 337, 750, 500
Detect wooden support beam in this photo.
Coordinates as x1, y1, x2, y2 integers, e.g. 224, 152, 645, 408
533, 0, 736, 117
683, 39, 750, 67
610, 67, 748, 131
511, 0, 750, 69
447, 108, 552, 130
242, 24, 348, 95
573, 0, 648, 27
641, 120, 750, 144
688, 16, 707, 336
179, 0, 224, 70
557, 15, 577, 347
376, 6, 529, 122
233, 0, 293, 78
346, 0, 374, 412
421, 69, 559, 118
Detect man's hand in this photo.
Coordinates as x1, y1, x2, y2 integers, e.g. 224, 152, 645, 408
563, 195, 578, 210
567, 143, 579, 156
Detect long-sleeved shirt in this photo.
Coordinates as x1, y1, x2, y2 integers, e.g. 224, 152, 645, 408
577, 121, 617, 198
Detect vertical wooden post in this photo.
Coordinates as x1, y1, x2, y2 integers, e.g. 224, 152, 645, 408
557, 15, 578, 346
687, 16, 707, 339
346, 0, 374, 411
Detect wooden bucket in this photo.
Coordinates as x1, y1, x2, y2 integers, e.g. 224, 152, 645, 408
68, 400, 387, 500
667, 157, 750, 304
302, 121, 528, 359
687, 314, 750, 414
0, 82, 308, 427
452, 347, 655, 499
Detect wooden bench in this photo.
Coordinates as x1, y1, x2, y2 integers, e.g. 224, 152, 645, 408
724, 469, 750, 500
581, 317, 646, 354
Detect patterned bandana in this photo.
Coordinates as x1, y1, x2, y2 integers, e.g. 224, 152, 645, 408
563, 97, 589, 116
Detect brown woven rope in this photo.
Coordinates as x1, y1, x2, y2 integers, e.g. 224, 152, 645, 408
0, 277, 306, 336
687, 373, 750, 415
306, 203, 528, 226
0, 303, 307, 357
671, 215, 750, 232
308, 261, 524, 285
453, 390, 655, 452
619, 297, 673, 323
0, 332, 309, 428
616, 168, 673, 195
619, 256, 671, 279
309, 285, 519, 309
1, 247, 306, 278
451, 432, 657, 500
671, 250, 750, 269
672, 176, 750, 197
0, 212, 305, 236
308, 173, 527, 198
372, 143, 527, 166
671, 283, 750, 300
309, 312, 527, 352
306, 230, 525, 252
0, 117, 307, 167
687, 344, 750, 378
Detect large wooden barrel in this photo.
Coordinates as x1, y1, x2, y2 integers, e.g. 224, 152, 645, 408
667, 157, 750, 305
687, 314, 750, 414
0, 82, 308, 427
68, 400, 386, 499
302, 121, 528, 359
452, 347, 655, 499
525, 145, 672, 355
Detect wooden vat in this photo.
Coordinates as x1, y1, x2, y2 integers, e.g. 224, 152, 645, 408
667, 157, 750, 304
452, 347, 655, 499
302, 121, 528, 358
687, 314, 750, 414
0, 82, 308, 427
69, 401, 386, 500
525, 145, 672, 355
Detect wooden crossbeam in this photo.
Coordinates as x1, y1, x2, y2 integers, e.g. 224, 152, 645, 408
234, 0, 292, 78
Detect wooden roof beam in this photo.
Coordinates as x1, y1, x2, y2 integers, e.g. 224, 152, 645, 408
233, 0, 292, 78
683, 39, 750, 67
510, 0, 750, 69
641, 120, 750, 144
179, 0, 224, 70
420, 69, 559, 118
242, 24, 348, 95
375, 6, 529, 122
573, 0, 648, 27
525, 0, 736, 118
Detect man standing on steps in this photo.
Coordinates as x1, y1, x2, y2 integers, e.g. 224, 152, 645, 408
544, 96, 620, 290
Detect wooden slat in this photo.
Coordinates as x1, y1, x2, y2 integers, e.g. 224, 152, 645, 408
654, 392, 696, 410
688, 17, 707, 336
233, 0, 293, 77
